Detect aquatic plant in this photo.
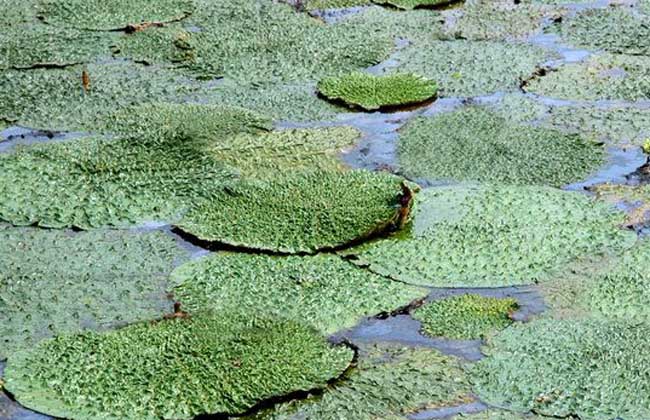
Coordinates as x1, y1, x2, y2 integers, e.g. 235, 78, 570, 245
112, 25, 194, 65
413, 294, 518, 339
343, 184, 636, 287
304, 0, 372, 10
171, 253, 427, 334
524, 53, 650, 101
256, 344, 472, 419
38, 0, 195, 30
451, 411, 548, 419
317, 72, 438, 111
590, 183, 650, 226
388, 40, 550, 97
178, 170, 406, 253
3, 312, 353, 419
0, 227, 188, 360
372, 0, 455, 10
471, 318, 650, 420
398, 107, 603, 186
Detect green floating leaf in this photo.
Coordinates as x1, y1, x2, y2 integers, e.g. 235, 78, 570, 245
413, 294, 518, 340
344, 185, 636, 287
304, 0, 372, 10
318, 72, 437, 111
39, 0, 195, 30
255, 343, 472, 419
0, 61, 195, 131
451, 410, 550, 419
372, 0, 456, 10
471, 318, 650, 420
172, 253, 427, 335
4, 312, 353, 419
524, 53, 650, 101
0, 227, 188, 360
179, 170, 405, 253
388, 40, 550, 97
0, 23, 116, 69
559, 8, 650, 56
398, 106, 604, 187
112, 25, 194, 65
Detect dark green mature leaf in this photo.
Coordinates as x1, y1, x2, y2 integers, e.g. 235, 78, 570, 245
172, 253, 427, 335
398, 107, 604, 186
318, 72, 437, 111
345, 185, 636, 287
178, 170, 405, 253
471, 318, 650, 420
4, 312, 354, 419
0, 227, 188, 360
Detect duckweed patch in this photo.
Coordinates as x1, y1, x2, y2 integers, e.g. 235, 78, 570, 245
0, 134, 235, 229
178, 170, 405, 253
471, 318, 650, 420
452, 410, 555, 419
0, 24, 115, 69
0, 61, 194, 131
38, 0, 195, 30
443, 2, 555, 41
4, 312, 353, 419
372, 0, 456, 10
389, 40, 550, 97
344, 185, 635, 287
398, 107, 603, 186
591, 183, 650, 225
559, 8, 650, 56
171, 253, 427, 335
0, 227, 188, 360
524, 54, 650, 101
113, 25, 193, 65
256, 344, 472, 420
0, 0, 39, 26
304, 0, 372, 10
318, 72, 437, 111
413, 295, 518, 340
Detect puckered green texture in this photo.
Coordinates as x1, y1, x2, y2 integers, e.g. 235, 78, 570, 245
388, 40, 550, 97
318, 72, 437, 111
113, 25, 193, 65
413, 294, 518, 339
0, 24, 115, 69
208, 127, 361, 177
178, 170, 405, 253
0, 61, 193, 131
398, 107, 603, 186
257, 344, 472, 419
344, 185, 635, 287
444, 2, 555, 41
559, 8, 650, 56
39, 0, 195, 30
524, 53, 650, 101
0, 227, 188, 360
171, 253, 427, 335
0, 134, 234, 229
471, 318, 650, 420
182, 0, 393, 82
372, 0, 453, 10
0, 0, 39, 26
4, 312, 354, 419
304, 0, 371, 10
451, 410, 552, 419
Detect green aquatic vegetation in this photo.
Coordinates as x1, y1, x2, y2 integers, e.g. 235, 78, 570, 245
0, 227, 188, 360
196, 80, 342, 122
256, 344, 472, 420
398, 107, 603, 186
178, 170, 405, 253
304, 0, 372, 10
372, 0, 455, 10
106, 102, 273, 141
0, 0, 39, 26
413, 294, 518, 339
451, 411, 548, 419
318, 72, 438, 111
0, 134, 235, 229
4, 312, 353, 419
524, 53, 650, 101
591, 183, 650, 226
0, 61, 194, 131
559, 8, 650, 56
0, 24, 115, 69
182, 0, 393, 81
208, 127, 361, 177
443, 2, 557, 41
344, 185, 636, 287
113, 25, 193, 65
171, 253, 427, 335
389, 40, 550, 97
471, 318, 650, 420
38, 0, 195, 30
642, 0, 650, 14
493, 93, 548, 124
